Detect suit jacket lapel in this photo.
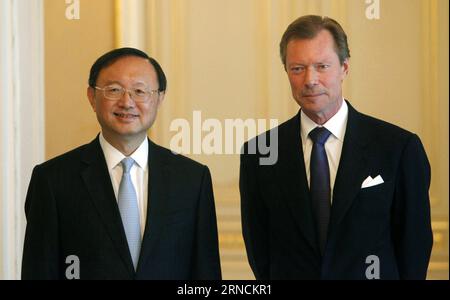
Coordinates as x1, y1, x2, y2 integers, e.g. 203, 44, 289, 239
80, 136, 135, 276
136, 139, 171, 274
274, 112, 319, 254
329, 102, 371, 229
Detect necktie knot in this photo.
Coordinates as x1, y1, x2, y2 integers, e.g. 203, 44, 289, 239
121, 157, 135, 174
309, 127, 331, 145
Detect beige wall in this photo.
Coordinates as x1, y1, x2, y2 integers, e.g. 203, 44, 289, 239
45, 0, 448, 279
44, 0, 115, 159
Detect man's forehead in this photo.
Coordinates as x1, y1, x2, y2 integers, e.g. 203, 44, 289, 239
288, 30, 335, 48
97, 56, 156, 80
102, 79, 149, 86
286, 50, 337, 65
286, 34, 338, 62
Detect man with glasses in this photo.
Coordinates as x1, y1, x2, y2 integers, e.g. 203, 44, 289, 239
22, 48, 222, 280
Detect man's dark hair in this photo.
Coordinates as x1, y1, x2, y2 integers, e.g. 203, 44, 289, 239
88, 47, 167, 92
279, 15, 350, 68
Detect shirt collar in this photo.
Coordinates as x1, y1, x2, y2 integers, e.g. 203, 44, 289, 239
99, 133, 149, 170
300, 99, 348, 143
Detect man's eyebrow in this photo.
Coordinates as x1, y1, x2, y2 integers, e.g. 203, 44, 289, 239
288, 60, 332, 67
130, 80, 148, 86
102, 80, 122, 85
287, 62, 305, 67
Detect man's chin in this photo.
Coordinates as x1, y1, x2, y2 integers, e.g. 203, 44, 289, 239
297, 98, 326, 111
108, 127, 145, 139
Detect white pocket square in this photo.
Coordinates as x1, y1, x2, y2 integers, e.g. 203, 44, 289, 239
361, 175, 384, 189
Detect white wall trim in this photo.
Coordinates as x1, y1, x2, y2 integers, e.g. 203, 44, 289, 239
0, 0, 45, 280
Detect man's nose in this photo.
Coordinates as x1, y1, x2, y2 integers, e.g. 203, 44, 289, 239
304, 67, 318, 87
118, 90, 135, 108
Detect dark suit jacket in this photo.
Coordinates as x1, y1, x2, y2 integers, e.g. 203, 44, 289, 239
22, 136, 221, 280
240, 101, 433, 280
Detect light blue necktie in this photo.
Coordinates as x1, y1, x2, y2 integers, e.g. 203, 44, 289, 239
118, 157, 141, 270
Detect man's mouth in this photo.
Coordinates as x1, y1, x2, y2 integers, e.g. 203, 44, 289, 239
302, 92, 325, 97
113, 113, 139, 118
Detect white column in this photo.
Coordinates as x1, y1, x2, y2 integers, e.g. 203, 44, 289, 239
0, 0, 45, 280
116, 0, 147, 48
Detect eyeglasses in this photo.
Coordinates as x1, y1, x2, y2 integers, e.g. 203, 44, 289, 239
94, 85, 160, 103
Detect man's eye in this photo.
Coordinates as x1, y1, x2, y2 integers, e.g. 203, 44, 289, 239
291, 67, 304, 73
107, 87, 122, 93
134, 89, 147, 96
318, 64, 330, 70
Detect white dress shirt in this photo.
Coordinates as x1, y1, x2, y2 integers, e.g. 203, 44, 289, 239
300, 100, 348, 203
99, 133, 149, 237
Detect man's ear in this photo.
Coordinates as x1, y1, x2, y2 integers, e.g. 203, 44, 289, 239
157, 91, 165, 107
87, 87, 96, 112
341, 58, 350, 78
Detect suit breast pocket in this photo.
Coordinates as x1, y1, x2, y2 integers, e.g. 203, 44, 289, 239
356, 181, 394, 218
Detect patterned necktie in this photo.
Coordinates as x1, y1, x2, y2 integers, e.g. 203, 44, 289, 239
118, 157, 141, 270
309, 127, 332, 256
